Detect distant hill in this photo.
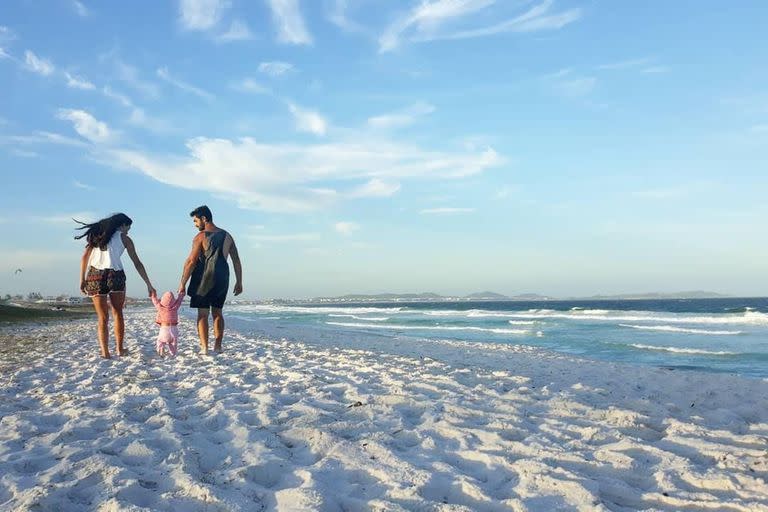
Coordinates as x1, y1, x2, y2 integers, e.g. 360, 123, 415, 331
310, 291, 555, 302
309, 290, 729, 302
465, 291, 509, 300
576, 291, 731, 300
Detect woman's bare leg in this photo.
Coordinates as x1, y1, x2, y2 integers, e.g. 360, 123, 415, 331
109, 292, 127, 355
91, 295, 110, 358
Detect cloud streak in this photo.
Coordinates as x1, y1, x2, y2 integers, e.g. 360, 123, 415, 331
420, 207, 475, 214
179, 0, 230, 31
216, 19, 253, 42
258, 61, 295, 77
380, 0, 581, 52
287, 102, 328, 136
367, 102, 435, 129
24, 50, 55, 75
106, 135, 501, 213
57, 109, 112, 143
266, 0, 312, 45
157, 67, 214, 100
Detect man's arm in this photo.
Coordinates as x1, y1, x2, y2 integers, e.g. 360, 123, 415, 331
122, 233, 156, 297
228, 235, 243, 296
79, 246, 93, 295
179, 233, 204, 294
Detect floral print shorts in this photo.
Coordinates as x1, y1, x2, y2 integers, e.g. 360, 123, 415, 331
85, 267, 126, 296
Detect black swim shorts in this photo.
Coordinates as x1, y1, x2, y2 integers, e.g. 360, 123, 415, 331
190, 293, 227, 309
85, 267, 126, 296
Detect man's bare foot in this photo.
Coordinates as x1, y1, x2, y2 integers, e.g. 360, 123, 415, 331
101, 352, 111, 359
213, 344, 223, 353
117, 348, 129, 356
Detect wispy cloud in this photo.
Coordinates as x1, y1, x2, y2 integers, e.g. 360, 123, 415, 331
633, 186, 689, 200
64, 72, 95, 90
287, 102, 327, 136
127, 108, 172, 133
420, 207, 475, 214
367, 102, 435, 129
249, 232, 321, 242
216, 19, 253, 42
34, 211, 97, 224
380, 0, 581, 52
9, 149, 38, 158
114, 59, 160, 98
597, 57, 669, 75
258, 61, 295, 77
348, 178, 401, 198
266, 0, 312, 45
57, 109, 112, 143
24, 50, 55, 75
334, 221, 360, 235
72, 1, 89, 17
495, 185, 516, 199
641, 66, 669, 74
157, 67, 214, 100
0, 26, 16, 43
230, 78, 271, 94
179, 0, 230, 31
544, 68, 596, 97
102, 86, 134, 109
327, 0, 369, 34
106, 135, 501, 213
596, 57, 652, 71
0, 131, 89, 148
73, 180, 95, 190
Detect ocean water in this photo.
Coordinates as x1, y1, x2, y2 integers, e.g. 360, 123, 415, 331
225, 298, 768, 379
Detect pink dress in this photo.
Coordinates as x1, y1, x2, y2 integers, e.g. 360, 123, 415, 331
151, 292, 185, 356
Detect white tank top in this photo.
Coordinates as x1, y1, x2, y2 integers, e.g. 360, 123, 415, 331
88, 232, 125, 270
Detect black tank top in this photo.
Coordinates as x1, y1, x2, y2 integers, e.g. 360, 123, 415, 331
189, 230, 230, 297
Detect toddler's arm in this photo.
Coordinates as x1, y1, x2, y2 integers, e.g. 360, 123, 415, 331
150, 294, 161, 309
172, 292, 186, 310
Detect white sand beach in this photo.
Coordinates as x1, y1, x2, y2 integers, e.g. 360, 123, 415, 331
1, 309, 767, 511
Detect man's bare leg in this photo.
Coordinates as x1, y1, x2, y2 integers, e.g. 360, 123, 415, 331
197, 308, 210, 354
91, 295, 110, 358
109, 292, 127, 355
212, 307, 224, 352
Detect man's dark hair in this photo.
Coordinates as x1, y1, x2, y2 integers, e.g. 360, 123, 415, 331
190, 205, 213, 222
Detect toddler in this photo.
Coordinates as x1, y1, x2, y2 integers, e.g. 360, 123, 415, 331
151, 291, 185, 356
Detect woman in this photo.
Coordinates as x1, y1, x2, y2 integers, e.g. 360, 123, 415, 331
75, 213, 155, 358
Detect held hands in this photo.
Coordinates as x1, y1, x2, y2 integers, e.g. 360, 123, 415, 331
178, 284, 186, 296
233, 282, 243, 296
148, 285, 157, 298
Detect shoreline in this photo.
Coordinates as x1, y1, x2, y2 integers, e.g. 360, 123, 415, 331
1, 310, 767, 510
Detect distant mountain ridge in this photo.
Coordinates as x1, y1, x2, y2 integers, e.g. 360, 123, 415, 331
309, 290, 730, 302
311, 291, 552, 302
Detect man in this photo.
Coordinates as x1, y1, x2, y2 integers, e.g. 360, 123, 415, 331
179, 205, 243, 354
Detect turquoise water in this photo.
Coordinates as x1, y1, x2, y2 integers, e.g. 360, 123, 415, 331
224, 298, 768, 379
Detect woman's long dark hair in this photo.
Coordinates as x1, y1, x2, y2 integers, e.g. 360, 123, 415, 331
74, 213, 132, 249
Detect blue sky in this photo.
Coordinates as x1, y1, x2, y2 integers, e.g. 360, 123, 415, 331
1, 0, 767, 299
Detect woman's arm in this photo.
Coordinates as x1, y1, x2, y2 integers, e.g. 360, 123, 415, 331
122, 233, 156, 297
79, 246, 93, 295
